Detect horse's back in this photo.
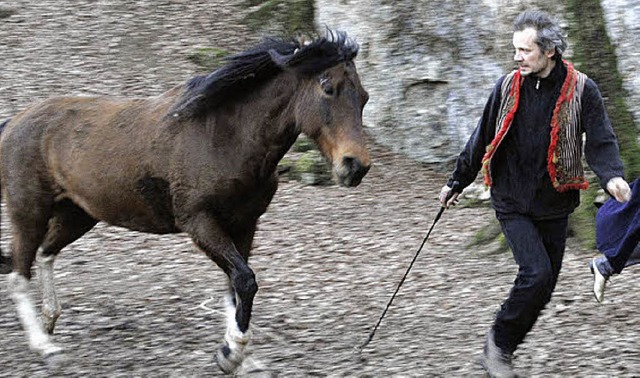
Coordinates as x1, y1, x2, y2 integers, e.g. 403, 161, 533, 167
4, 96, 131, 147
2, 95, 161, 176
0, 95, 180, 233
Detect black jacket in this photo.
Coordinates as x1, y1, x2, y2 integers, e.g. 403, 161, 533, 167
448, 61, 624, 220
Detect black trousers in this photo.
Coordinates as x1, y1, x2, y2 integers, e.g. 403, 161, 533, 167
493, 213, 568, 354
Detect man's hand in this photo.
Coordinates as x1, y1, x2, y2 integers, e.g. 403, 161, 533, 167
439, 185, 460, 209
606, 177, 631, 203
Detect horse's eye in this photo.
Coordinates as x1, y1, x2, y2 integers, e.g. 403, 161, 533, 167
320, 78, 334, 96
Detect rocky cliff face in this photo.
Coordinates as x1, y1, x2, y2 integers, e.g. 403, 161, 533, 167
317, 0, 638, 163
0, 1, 636, 166
602, 0, 640, 138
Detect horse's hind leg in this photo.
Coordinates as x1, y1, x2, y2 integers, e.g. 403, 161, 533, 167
6, 196, 62, 356
38, 200, 97, 334
8, 271, 63, 357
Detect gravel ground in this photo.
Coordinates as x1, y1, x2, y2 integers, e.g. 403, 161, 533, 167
0, 141, 639, 377
0, 1, 639, 377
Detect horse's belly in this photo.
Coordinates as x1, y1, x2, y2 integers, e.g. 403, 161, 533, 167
111, 216, 180, 234
98, 197, 179, 234
61, 190, 179, 235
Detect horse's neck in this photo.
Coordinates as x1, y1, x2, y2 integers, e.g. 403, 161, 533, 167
221, 83, 301, 178
249, 102, 299, 175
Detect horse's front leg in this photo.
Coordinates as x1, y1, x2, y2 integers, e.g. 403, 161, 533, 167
187, 212, 258, 374
220, 289, 249, 370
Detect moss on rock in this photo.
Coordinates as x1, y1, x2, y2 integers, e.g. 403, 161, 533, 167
294, 150, 332, 185
241, 0, 316, 36
290, 135, 315, 153
187, 47, 230, 72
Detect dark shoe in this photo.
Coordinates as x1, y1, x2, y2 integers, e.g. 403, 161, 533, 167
590, 257, 608, 303
480, 330, 517, 378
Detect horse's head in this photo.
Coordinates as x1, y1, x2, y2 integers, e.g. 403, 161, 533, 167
299, 61, 370, 187
270, 31, 371, 187
171, 30, 371, 187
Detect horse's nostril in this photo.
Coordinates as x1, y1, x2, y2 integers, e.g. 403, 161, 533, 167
343, 156, 369, 178
343, 156, 359, 174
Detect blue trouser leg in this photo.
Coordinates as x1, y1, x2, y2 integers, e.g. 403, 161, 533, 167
595, 255, 616, 277
624, 244, 640, 267
492, 213, 568, 354
606, 237, 640, 273
599, 242, 640, 277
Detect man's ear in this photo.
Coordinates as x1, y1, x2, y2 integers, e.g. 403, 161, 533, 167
545, 49, 556, 59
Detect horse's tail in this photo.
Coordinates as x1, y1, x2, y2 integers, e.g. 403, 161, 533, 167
0, 118, 10, 274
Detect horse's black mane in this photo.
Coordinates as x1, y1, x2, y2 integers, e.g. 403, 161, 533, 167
169, 30, 359, 119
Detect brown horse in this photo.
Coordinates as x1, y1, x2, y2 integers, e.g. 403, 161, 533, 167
0, 30, 370, 373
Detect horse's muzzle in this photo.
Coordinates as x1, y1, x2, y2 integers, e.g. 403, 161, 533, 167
336, 156, 370, 187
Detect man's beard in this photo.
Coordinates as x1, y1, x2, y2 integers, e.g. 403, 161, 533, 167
519, 63, 546, 77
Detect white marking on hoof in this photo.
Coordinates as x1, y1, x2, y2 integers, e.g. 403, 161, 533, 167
217, 293, 251, 373
223, 293, 250, 348
42, 344, 64, 358
216, 345, 243, 374
8, 273, 63, 356
224, 293, 236, 328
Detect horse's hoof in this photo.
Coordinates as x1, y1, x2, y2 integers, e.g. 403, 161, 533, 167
237, 356, 275, 377
216, 344, 242, 374
44, 349, 68, 373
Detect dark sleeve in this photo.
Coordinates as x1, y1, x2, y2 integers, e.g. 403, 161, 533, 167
582, 78, 625, 189
447, 76, 505, 190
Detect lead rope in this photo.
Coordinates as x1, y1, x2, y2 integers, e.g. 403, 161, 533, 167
357, 182, 459, 351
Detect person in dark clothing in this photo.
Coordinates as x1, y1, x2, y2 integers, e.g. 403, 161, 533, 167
439, 10, 631, 377
591, 177, 640, 303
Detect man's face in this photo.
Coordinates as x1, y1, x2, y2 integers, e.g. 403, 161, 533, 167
512, 27, 555, 77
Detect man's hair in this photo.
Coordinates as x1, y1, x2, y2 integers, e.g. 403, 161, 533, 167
513, 10, 567, 59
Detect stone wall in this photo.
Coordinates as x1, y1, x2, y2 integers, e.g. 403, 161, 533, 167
316, 0, 639, 164
601, 0, 640, 139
